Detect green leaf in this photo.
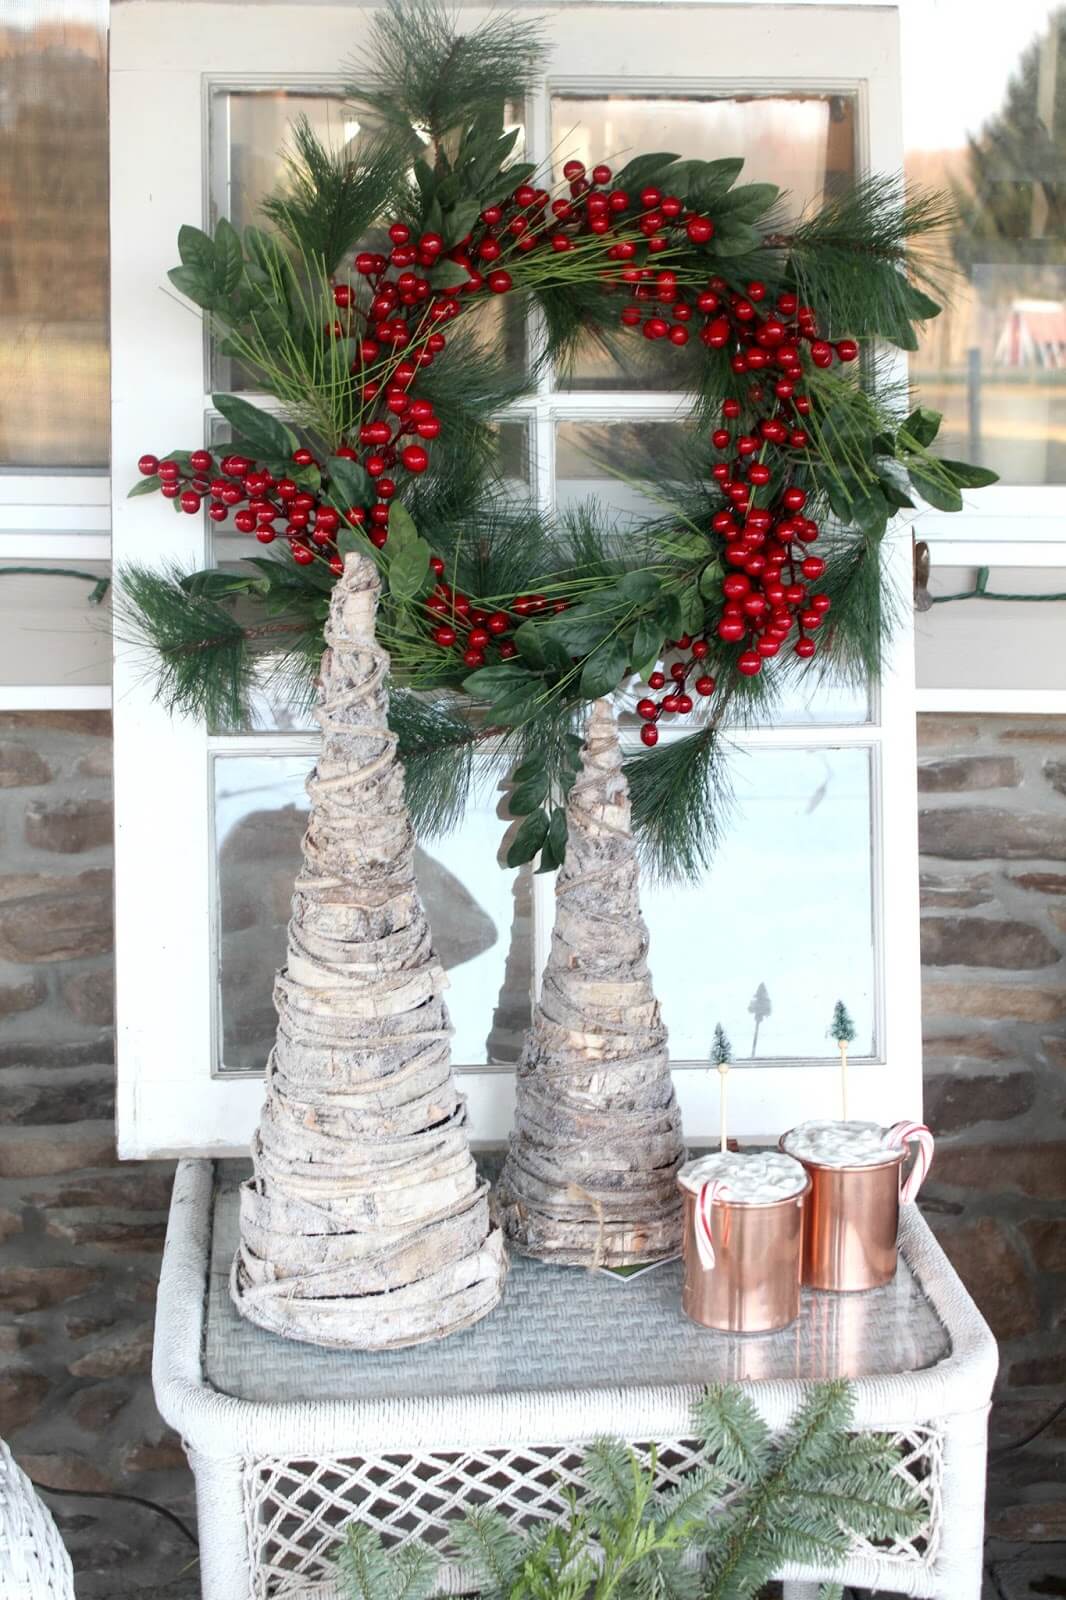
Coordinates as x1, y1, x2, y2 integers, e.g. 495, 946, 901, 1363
509, 773, 549, 815
513, 621, 547, 670
444, 198, 481, 247
463, 664, 534, 699
536, 805, 569, 873
900, 281, 942, 322
428, 258, 472, 289
335, 526, 365, 558
511, 752, 546, 785
908, 464, 963, 513
167, 264, 218, 309
213, 218, 244, 296
385, 504, 432, 601
580, 635, 629, 699
632, 615, 664, 677
699, 560, 723, 598
683, 157, 745, 206
717, 182, 779, 221
544, 604, 615, 656
127, 476, 161, 499
327, 455, 371, 511
177, 225, 215, 271
620, 571, 660, 604
612, 152, 681, 191
506, 808, 549, 868
211, 394, 298, 461
679, 583, 704, 635
709, 219, 762, 257
179, 570, 266, 600
938, 458, 1000, 489
902, 407, 942, 449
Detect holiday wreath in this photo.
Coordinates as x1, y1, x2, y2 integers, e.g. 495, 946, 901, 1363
123, 0, 995, 879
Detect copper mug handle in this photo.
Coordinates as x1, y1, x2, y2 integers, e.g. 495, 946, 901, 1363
885, 1121, 934, 1203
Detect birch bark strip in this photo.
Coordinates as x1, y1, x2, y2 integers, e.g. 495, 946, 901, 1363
231, 553, 507, 1348
495, 698, 685, 1266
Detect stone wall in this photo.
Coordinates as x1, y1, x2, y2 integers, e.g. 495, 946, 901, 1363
1, 708, 1063, 1597
916, 714, 1066, 1598
0, 712, 194, 1599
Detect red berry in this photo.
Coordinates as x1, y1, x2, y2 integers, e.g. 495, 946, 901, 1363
695, 675, 715, 696
637, 698, 658, 721
676, 693, 693, 713
722, 399, 741, 419
401, 444, 429, 474
718, 618, 745, 642
801, 556, 826, 580
255, 527, 275, 544
333, 283, 352, 308
809, 340, 834, 368
433, 624, 457, 647
686, 216, 714, 244
462, 647, 484, 668
233, 510, 256, 532
388, 222, 411, 245
640, 723, 659, 747
292, 448, 314, 466
648, 671, 666, 690
712, 429, 730, 450
782, 487, 807, 511
209, 503, 227, 522
737, 650, 762, 676
661, 694, 681, 713
487, 270, 513, 294
795, 636, 817, 659
189, 450, 212, 473
835, 339, 859, 362
138, 454, 159, 476
563, 159, 585, 181
179, 490, 201, 515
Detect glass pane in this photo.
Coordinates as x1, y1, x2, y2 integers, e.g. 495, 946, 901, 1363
916, 565, 1066, 692
0, 0, 108, 467
214, 753, 531, 1072
644, 747, 875, 1060
208, 86, 525, 390
554, 421, 870, 725
552, 93, 856, 391
903, 2, 1066, 484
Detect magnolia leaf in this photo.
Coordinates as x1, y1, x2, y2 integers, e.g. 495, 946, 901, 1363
620, 570, 660, 604
463, 663, 534, 699
900, 281, 942, 322
444, 198, 481, 247
902, 407, 942, 448
327, 455, 372, 512
908, 465, 963, 513
177, 224, 215, 271
939, 458, 1000, 489
684, 157, 745, 206
536, 805, 569, 874
612, 152, 681, 190
179, 570, 266, 600
709, 220, 762, 257
211, 394, 298, 461
509, 773, 550, 816
717, 182, 779, 221
580, 635, 629, 699
506, 808, 549, 868
511, 751, 547, 784
127, 476, 161, 498
167, 264, 218, 309
428, 258, 472, 289
632, 615, 664, 676
513, 621, 548, 670
699, 560, 724, 598
386, 509, 433, 600
214, 218, 244, 296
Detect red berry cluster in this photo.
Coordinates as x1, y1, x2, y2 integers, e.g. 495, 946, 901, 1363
424, 581, 568, 671
634, 636, 715, 747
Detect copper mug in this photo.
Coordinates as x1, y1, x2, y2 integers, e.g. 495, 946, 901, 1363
679, 1175, 810, 1334
781, 1122, 934, 1293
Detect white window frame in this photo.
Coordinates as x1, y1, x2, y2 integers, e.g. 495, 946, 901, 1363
111, 1, 921, 1158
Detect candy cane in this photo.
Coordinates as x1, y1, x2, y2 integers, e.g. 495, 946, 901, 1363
694, 1179, 729, 1268
886, 1121, 935, 1203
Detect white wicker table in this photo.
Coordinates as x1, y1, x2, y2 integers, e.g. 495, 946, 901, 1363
154, 1159, 997, 1600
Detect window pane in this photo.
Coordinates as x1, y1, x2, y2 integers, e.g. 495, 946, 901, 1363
644, 746, 876, 1060
916, 565, 1066, 692
903, 3, 1066, 484
208, 86, 525, 390
214, 753, 531, 1073
552, 93, 856, 391
0, 0, 108, 467
555, 421, 870, 725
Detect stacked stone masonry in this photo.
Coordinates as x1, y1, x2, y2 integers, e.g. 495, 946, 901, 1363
0, 709, 1062, 1597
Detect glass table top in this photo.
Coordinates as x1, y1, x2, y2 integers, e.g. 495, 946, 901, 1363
204, 1160, 952, 1405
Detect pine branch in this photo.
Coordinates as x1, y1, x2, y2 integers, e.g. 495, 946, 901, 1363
388, 688, 485, 837
261, 118, 407, 270
448, 1507, 525, 1600
116, 565, 256, 728
625, 725, 734, 885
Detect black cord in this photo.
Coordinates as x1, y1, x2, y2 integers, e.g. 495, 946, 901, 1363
0, 567, 111, 604
989, 1397, 1066, 1460
29, 1479, 198, 1548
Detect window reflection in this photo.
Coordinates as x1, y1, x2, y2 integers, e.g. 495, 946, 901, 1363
0, 0, 108, 467
904, 2, 1066, 485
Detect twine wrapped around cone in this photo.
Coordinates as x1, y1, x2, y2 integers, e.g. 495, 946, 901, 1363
495, 698, 685, 1266
231, 554, 507, 1349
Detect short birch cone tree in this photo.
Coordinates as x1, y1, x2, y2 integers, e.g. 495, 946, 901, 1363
231, 553, 507, 1349
495, 699, 685, 1266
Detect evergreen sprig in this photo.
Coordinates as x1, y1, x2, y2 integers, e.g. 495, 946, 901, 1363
334, 1382, 924, 1600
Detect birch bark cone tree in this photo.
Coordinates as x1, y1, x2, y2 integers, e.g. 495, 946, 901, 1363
231, 553, 507, 1349
495, 699, 685, 1266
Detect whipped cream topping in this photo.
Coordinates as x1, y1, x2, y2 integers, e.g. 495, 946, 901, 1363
678, 1150, 809, 1205
782, 1119, 902, 1169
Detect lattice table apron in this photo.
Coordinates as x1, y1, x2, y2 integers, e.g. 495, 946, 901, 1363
153, 1160, 997, 1600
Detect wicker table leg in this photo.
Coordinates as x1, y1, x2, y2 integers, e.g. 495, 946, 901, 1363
190, 1450, 253, 1600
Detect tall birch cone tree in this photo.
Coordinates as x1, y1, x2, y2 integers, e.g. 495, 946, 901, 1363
495, 699, 685, 1266
231, 553, 507, 1349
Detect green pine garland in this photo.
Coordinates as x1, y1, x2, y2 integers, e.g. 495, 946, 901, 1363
334, 1381, 924, 1600
121, 0, 997, 879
